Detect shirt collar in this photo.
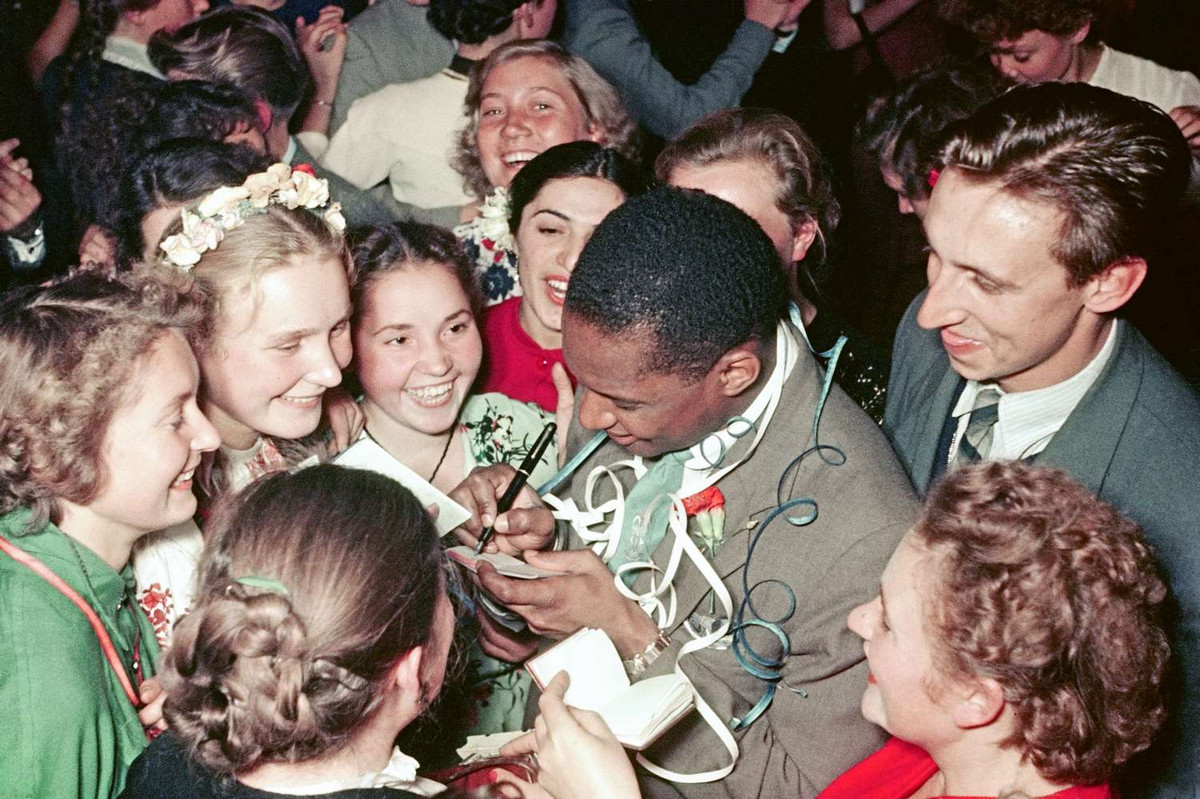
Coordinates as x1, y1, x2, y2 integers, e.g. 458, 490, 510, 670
952, 319, 1120, 458
101, 36, 164, 79
282, 135, 298, 166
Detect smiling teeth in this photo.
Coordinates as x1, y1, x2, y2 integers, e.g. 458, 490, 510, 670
172, 469, 195, 486
407, 383, 453, 400
280, 395, 319, 405
503, 151, 538, 165
547, 279, 568, 294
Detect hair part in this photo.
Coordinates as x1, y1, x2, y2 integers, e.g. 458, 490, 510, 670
162, 465, 445, 775
452, 40, 639, 199
933, 82, 1191, 284
507, 140, 649, 234
566, 186, 785, 379
655, 107, 841, 263
916, 461, 1170, 785
0, 271, 204, 529
350, 220, 484, 323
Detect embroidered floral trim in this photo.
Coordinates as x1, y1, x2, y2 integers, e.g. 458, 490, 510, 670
474, 186, 514, 252
159, 163, 346, 270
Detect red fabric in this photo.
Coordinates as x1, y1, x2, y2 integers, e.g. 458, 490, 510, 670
817, 738, 1114, 799
480, 297, 574, 413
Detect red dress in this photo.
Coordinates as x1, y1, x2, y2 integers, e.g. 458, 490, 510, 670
480, 297, 575, 413
817, 738, 1114, 799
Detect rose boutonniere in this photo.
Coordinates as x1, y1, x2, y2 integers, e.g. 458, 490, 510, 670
684, 485, 726, 558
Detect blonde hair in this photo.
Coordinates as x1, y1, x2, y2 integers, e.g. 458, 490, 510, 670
452, 39, 639, 200
163, 465, 446, 775
655, 108, 841, 264
0, 271, 203, 529
159, 204, 352, 353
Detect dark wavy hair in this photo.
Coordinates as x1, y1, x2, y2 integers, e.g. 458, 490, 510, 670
933, 82, 1191, 285
507, 141, 649, 235
137, 80, 261, 153
116, 139, 269, 267
350, 220, 483, 323
917, 461, 1170, 785
162, 465, 445, 775
938, 0, 1110, 43
427, 0, 528, 44
860, 63, 1009, 204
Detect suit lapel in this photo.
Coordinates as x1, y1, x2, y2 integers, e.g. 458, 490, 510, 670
1038, 323, 1142, 495
908, 363, 963, 493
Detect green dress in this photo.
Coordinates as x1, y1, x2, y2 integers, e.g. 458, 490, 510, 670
0, 509, 159, 799
458, 394, 557, 738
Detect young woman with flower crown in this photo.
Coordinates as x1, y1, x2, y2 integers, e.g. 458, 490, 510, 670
0, 270, 220, 798
155, 160, 355, 502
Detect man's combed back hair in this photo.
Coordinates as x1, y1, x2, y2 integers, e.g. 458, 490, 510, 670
918, 461, 1170, 785
933, 82, 1190, 285
148, 6, 308, 119
937, 0, 1109, 42
427, 0, 527, 45
566, 186, 786, 379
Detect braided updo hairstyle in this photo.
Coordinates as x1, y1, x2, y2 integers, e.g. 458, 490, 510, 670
161, 465, 447, 775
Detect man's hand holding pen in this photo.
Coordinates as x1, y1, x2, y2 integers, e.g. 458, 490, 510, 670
449, 463, 557, 556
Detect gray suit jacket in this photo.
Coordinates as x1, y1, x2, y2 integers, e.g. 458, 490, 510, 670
885, 293, 1200, 799
554, 334, 917, 798
332, 0, 453, 134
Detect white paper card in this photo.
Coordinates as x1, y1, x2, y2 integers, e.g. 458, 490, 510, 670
333, 435, 471, 535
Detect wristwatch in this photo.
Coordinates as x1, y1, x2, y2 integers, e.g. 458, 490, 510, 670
623, 631, 672, 678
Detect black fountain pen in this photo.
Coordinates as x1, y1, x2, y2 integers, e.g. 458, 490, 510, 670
474, 422, 557, 555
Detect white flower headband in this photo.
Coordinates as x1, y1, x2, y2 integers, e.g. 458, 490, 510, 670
158, 163, 347, 270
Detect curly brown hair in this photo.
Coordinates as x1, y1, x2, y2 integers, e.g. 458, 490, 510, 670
452, 40, 639, 200
937, 0, 1110, 43
0, 271, 204, 530
162, 465, 446, 775
916, 461, 1170, 785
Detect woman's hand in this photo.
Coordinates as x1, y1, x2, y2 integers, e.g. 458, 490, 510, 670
296, 6, 348, 103
324, 386, 365, 454
0, 139, 42, 236
138, 677, 168, 731
551, 363, 574, 468
494, 672, 642, 799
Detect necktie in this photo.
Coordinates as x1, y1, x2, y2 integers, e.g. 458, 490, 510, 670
610, 450, 690, 584
955, 388, 1002, 464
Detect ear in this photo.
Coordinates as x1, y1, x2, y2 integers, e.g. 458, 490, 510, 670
1068, 20, 1092, 45
1081, 257, 1146, 314
389, 643, 426, 703
789, 219, 819, 263
950, 677, 1005, 730
712, 343, 763, 398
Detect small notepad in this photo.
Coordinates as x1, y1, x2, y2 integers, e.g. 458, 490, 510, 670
526, 628, 694, 751
446, 547, 562, 580
333, 435, 471, 536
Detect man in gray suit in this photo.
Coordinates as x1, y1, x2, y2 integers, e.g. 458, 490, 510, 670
884, 83, 1199, 798
458, 187, 917, 797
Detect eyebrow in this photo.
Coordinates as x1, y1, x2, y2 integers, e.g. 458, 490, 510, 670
533, 209, 571, 222
159, 390, 193, 415
267, 309, 352, 345
925, 245, 1019, 290
371, 308, 471, 337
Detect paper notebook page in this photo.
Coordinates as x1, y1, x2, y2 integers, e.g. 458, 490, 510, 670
600, 674, 691, 742
333, 436, 471, 535
527, 628, 629, 713
445, 547, 560, 579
